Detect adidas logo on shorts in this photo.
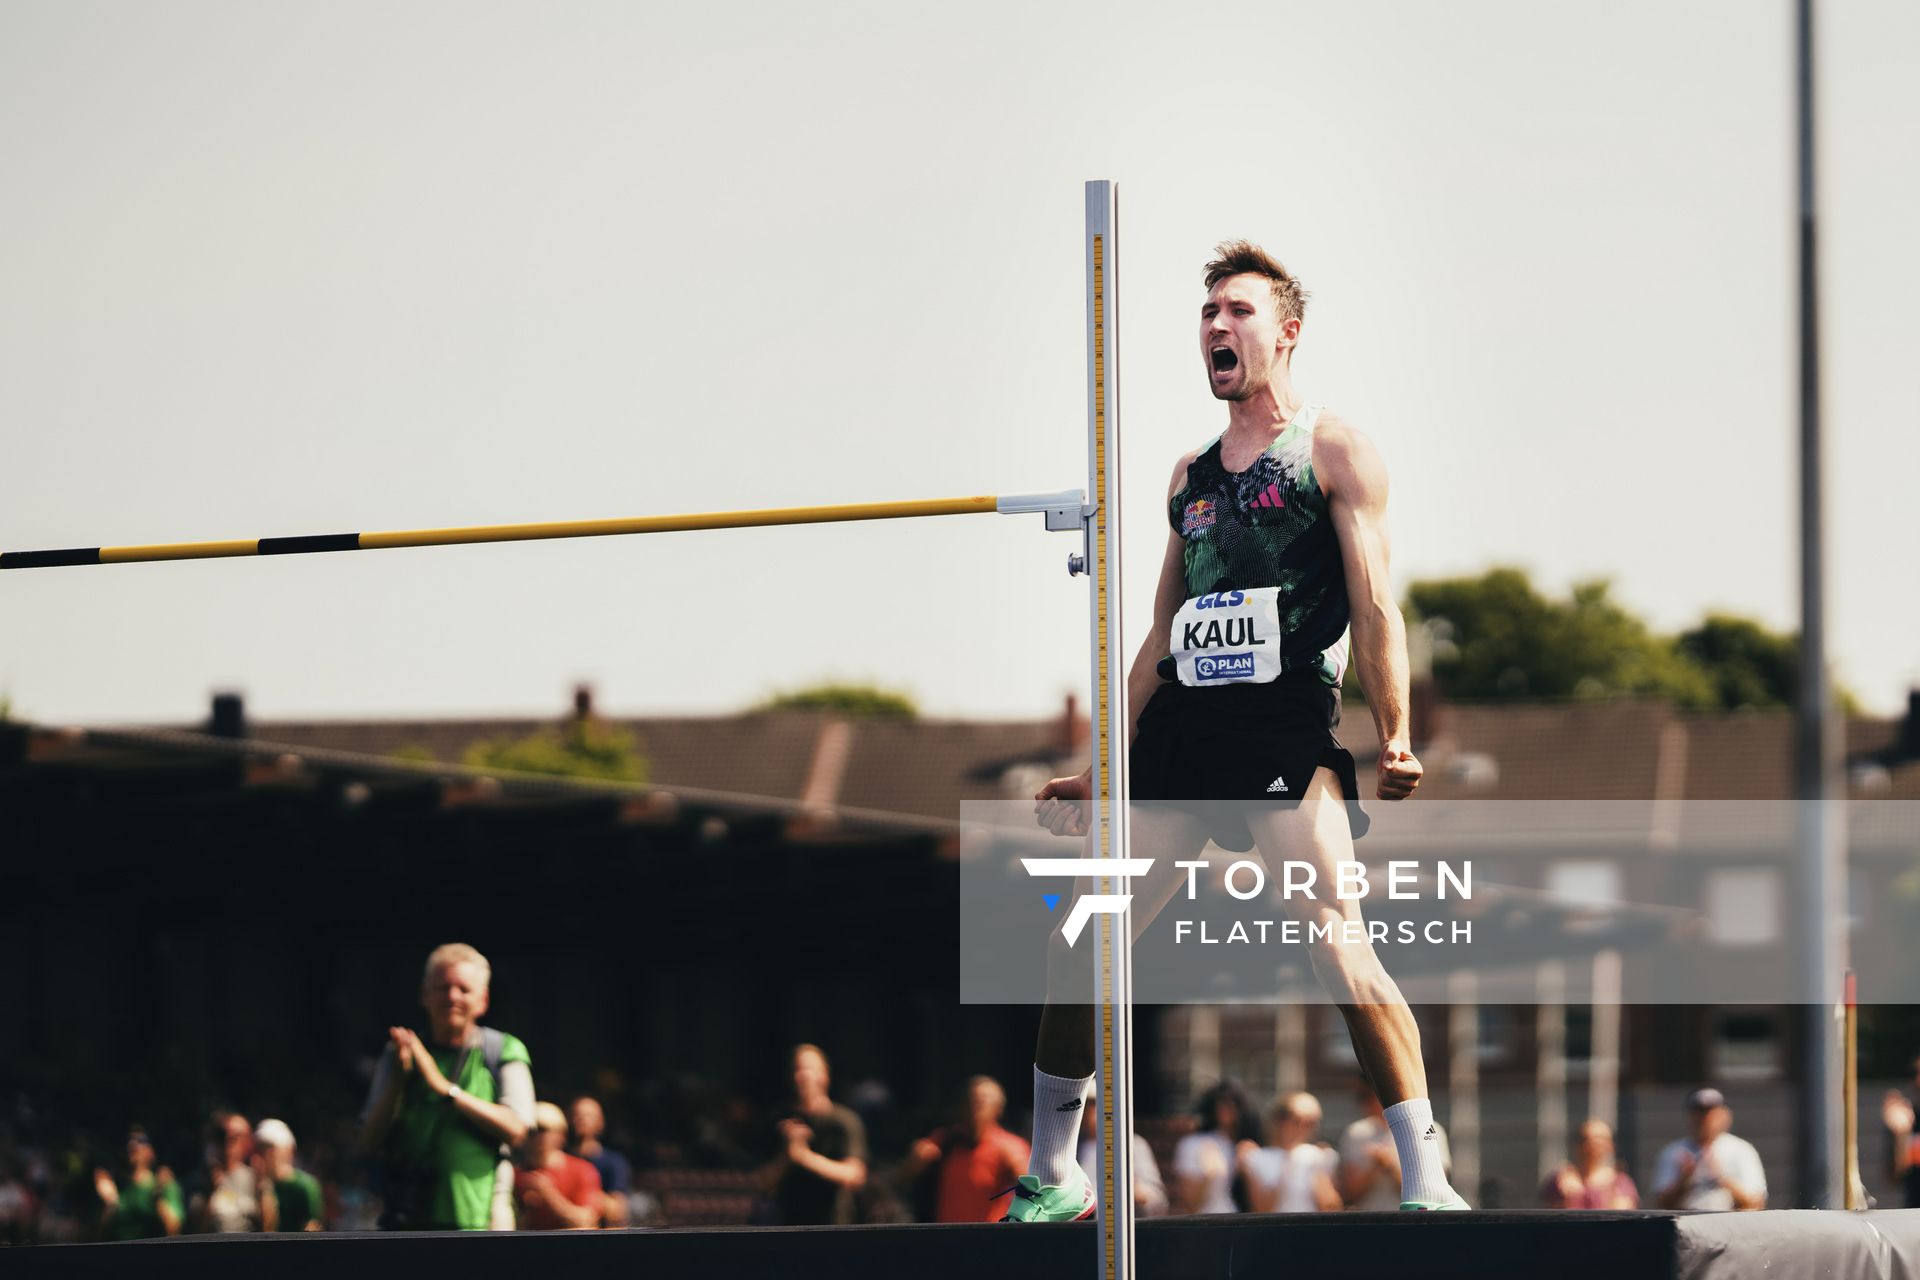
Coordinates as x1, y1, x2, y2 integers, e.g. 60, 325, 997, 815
1266, 776, 1288, 794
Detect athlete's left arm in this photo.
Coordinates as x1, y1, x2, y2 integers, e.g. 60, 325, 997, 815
1317, 416, 1421, 801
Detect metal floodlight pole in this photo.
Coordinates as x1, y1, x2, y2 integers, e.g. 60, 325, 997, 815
1792, 0, 1845, 1212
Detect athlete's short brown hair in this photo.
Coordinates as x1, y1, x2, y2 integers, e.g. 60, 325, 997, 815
1203, 240, 1309, 323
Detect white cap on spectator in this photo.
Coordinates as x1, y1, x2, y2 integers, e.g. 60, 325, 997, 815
254, 1118, 296, 1149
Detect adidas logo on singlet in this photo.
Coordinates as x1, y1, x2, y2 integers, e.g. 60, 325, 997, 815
1267, 776, 1288, 794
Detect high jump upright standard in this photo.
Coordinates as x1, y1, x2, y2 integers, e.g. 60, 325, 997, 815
1072, 179, 1136, 1280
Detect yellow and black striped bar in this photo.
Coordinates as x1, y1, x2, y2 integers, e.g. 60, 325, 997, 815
0, 493, 1088, 571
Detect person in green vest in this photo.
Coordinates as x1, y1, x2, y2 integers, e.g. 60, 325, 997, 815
94, 1129, 183, 1240
252, 1119, 325, 1231
358, 942, 534, 1230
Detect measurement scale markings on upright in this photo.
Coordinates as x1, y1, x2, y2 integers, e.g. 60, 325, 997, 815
1081, 180, 1134, 1280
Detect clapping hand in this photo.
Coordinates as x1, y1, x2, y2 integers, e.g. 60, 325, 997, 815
390, 1027, 451, 1097
779, 1118, 813, 1158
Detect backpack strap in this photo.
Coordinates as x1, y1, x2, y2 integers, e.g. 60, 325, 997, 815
481, 1026, 506, 1090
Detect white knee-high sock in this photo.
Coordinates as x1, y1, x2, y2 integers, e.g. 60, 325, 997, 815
1383, 1098, 1456, 1205
1026, 1065, 1093, 1186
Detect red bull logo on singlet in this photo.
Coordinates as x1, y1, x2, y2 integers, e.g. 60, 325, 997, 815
1181, 498, 1218, 535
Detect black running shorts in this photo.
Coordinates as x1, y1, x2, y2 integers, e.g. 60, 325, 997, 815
1128, 668, 1370, 853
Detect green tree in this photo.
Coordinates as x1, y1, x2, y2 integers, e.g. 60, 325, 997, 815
462, 718, 648, 783
1406, 569, 1713, 706
1400, 570, 1862, 711
1674, 612, 1858, 713
1674, 614, 1797, 710
756, 682, 918, 719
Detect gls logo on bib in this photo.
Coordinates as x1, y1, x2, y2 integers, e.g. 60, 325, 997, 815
1168, 587, 1285, 687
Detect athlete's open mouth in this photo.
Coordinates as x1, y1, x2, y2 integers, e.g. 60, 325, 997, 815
1211, 348, 1238, 373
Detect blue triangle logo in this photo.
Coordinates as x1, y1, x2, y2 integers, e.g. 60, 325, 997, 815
1042, 893, 1062, 913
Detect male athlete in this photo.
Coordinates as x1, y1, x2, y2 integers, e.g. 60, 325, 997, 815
1004, 242, 1467, 1220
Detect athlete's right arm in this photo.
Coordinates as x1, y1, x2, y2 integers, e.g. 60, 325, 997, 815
1033, 452, 1196, 835
1122, 453, 1201, 749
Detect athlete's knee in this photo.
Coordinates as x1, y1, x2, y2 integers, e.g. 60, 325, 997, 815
1047, 916, 1074, 962
1293, 908, 1387, 988
1047, 914, 1096, 971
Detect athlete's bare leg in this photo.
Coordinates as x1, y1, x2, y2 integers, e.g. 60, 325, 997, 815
1246, 765, 1426, 1103
1033, 804, 1210, 1081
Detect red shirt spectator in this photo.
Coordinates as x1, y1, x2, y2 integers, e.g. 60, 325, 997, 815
933, 1122, 1030, 1222
1540, 1119, 1640, 1210
515, 1153, 601, 1229
515, 1102, 603, 1229
910, 1077, 1030, 1222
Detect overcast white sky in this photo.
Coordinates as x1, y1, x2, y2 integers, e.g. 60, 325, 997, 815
2, 0, 1915, 726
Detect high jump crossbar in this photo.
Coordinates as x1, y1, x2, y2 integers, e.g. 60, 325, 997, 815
0, 491, 1091, 571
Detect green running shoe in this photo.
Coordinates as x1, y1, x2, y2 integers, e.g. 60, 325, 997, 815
1000, 1171, 1096, 1222
1399, 1193, 1471, 1211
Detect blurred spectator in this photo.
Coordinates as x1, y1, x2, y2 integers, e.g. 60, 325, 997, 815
1076, 1100, 1168, 1218
761, 1044, 867, 1225
0, 1155, 36, 1246
36, 1143, 86, 1244
847, 1077, 896, 1142
1540, 1119, 1639, 1209
1239, 1092, 1341, 1213
1652, 1088, 1765, 1211
904, 1076, 1029, 1222
515, 1103, 602, 1230
1881, 1056, 1920, 1206
189, 1110, 264, 1233
1339, 1080, 1450, 1210
568, 1096, 631, 1227
93, 1130, 181, 1240
708, 1093, 758, 1169
1171, 1080, 1259, 1214
358, 942, 535, 1230
253, 1119, 325, 1231
313, 1115, 380, 1231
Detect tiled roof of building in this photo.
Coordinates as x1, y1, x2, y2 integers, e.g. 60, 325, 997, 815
194, 686, 1918, 826
243, 705, 1085, 823
1339, 697, 1918, 802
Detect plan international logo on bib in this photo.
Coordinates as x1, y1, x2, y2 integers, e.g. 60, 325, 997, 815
1194, 653, 1256, 681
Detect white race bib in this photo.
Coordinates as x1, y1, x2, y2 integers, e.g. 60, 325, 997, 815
1168, 588, 1284, 687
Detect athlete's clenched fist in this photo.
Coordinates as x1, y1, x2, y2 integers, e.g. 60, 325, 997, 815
1377, 742, 1422, 800
1033, 768, 1092, 837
